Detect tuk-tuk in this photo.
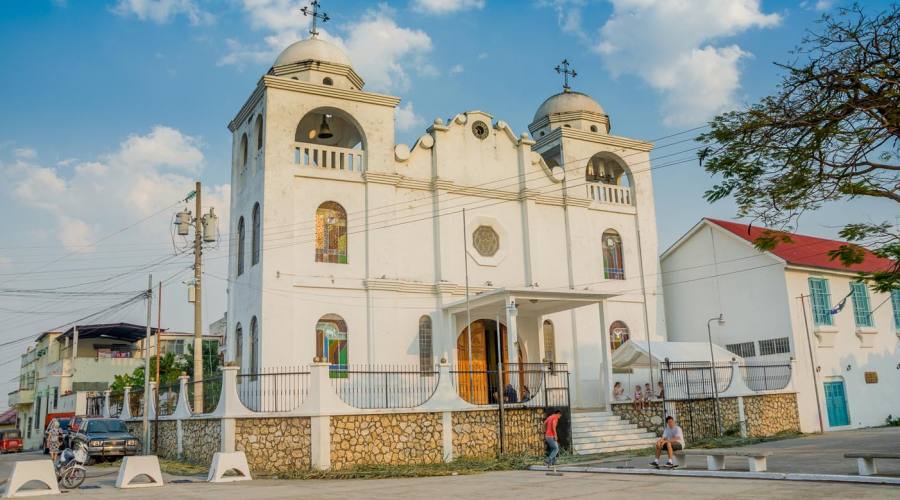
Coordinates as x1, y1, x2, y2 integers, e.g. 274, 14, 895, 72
0, 430, 23, 453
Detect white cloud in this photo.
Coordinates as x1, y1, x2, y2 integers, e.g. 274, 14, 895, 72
220, 2, 433, 93
539, 0, 588, 42
14, 147, 36, 160
341, 8, 433, 91
6, 126, 228, 253
112, 0, 214, 25
411, 0, 485, 15
395, 101, 424, 132
595, 0, 780, 125
449, 64, 464, 75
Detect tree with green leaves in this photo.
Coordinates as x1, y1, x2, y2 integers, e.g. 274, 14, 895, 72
698, 4, 899, 292
109, 352, 188, 392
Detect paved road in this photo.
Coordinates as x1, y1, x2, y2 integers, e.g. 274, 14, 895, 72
5, 469, 900, 499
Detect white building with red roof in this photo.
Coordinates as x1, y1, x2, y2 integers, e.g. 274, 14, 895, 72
661, 218, 899, 432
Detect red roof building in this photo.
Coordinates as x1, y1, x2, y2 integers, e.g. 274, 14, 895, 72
705, 218, 894, 274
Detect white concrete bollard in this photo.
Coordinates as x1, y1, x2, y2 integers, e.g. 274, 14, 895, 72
3, 460, 60, 498
115, 456, 164, 489
206, 452, 252, 483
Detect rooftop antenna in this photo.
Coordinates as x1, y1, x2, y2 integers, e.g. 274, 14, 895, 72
555, 59, 577, 92
301, 0, 329, 38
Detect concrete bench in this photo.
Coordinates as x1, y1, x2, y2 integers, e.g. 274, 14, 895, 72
845, 452, 900, 476
682, 449, 771, 472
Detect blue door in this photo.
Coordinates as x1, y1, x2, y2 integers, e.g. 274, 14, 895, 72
824, 381, 850, 427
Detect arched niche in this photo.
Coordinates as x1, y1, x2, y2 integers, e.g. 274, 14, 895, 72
294, 107, 366, 151
585, 152, 633, 188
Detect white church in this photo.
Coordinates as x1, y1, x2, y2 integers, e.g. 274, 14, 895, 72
224, 33, 666, 412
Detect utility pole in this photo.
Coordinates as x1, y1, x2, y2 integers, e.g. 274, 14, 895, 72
798, 294, 825, 433
154, 280, 162, 453
142, 274, 152, 455
175, 182, 217, 414
192, 181, 204, 412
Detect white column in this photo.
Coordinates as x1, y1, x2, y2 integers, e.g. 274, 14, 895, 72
441, 411, 453, 463
505, 298, 519, 364
310, 415, 331, 470
598, 301, 612, 409
210, 366, 252, 417
121, 386, 133, 420
102, 390, 111, 418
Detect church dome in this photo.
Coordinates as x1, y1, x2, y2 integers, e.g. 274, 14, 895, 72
274, 38, 352, 67
532, 91, 605, 123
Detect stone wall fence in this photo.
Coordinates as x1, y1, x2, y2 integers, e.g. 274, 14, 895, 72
110, 361, 562, 473
610, 359, 801, 440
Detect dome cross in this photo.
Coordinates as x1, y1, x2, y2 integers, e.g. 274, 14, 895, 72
301, 0, 330, 38
555, 59, 577, 92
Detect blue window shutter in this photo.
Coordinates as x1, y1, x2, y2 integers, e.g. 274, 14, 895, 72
892, 289, 900, 330
850, 282, 873, 328
808, 277, 833, 326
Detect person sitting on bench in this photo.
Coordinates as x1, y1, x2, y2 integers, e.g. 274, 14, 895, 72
651, 416, 685, 468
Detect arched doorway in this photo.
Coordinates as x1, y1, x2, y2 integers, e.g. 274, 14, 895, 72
456, 319, 525, 404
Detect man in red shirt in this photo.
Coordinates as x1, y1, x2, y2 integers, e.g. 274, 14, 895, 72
543, 409, 562, 466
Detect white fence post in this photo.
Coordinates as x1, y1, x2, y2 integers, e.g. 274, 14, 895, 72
720, 360, 752, 397
146, 381, 157, 420
121, 386, 133, 420
172, 374, 192, 419
419, 361, 472, 411
102, 390, 111, 418
303, 362, 355, 414
210, 366, 252, 418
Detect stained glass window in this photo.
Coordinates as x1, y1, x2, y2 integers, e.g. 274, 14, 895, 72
315, 202, 347, 263
602, 230, 624, 280
543, 320, 556, 363
316, 314, 348, 377
609, 320, 630, 351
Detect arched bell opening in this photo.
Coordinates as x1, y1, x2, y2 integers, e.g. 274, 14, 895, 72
293, 107, 366, 172
585, 153, 634, 205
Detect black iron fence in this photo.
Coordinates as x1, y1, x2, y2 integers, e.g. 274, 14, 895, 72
450, 363, 570, 408
108, 391, 124, 418
659, 361, 733, 400
187, 375, 222, 414
330, 365, 440, 409
237, 367, 310, 412
740, 363, 791, 391
86, 394, 104, 417
128, 389, 144, 417
156, 381, 180, 416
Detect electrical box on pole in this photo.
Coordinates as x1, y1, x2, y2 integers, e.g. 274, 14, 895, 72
202, 208, 218, 243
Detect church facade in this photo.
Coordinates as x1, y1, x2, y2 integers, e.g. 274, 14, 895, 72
225, 36, 665, 410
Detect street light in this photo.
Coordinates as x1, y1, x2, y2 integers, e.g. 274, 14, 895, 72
707, 313, 725, 436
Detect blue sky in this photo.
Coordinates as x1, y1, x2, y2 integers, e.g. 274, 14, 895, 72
0, 0, 894, 401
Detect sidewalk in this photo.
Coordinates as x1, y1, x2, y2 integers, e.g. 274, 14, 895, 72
576, 426, 900, 477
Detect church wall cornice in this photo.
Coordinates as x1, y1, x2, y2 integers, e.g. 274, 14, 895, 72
270, 60, 365, 89
532, 127, 654, 153
228, 85, 266, 132
263, 75, 400, 107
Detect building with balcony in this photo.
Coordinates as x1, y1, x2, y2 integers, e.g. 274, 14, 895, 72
225, 33, 665, 422
8, 323, 221, 450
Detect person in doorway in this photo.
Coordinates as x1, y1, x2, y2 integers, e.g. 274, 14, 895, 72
503, 384, 518, 404
633, 385, 645, 410
651, 416, 685, 468
47, 420, 62, 462
613, 382, 626, 401
656, 381, 665, 400
543, 409, 562, 466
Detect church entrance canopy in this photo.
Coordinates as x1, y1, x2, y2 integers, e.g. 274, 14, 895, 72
442, 287, 617, 319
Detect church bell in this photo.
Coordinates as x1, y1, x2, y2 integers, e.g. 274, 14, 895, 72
317, 115, 333, 139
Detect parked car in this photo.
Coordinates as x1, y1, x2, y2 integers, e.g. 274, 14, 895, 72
42, 417, 71, 454
0, 430, 23, 453
69, 418, 139, 462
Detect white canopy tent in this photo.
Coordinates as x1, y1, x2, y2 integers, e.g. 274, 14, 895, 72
611, 340, 743, 370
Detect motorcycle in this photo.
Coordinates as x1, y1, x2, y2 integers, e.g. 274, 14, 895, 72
54, 442, 88, 489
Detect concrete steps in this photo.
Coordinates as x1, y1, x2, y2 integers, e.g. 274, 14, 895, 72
569, 411, 657, 455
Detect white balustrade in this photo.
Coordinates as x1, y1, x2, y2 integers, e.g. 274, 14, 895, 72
587, 182, 632, 205
293, 143, 365, 173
